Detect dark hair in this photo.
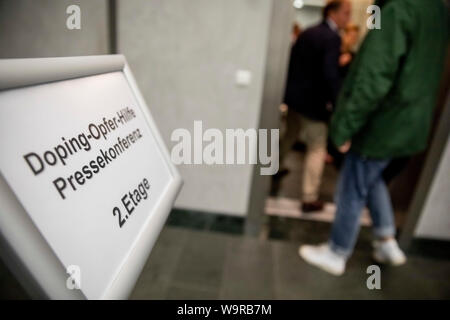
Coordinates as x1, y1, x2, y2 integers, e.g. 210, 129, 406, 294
323, 0, 345, 20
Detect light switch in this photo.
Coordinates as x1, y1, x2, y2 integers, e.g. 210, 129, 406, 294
235, 69, 252, 87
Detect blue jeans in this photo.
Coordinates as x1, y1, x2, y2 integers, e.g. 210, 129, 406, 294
329, 152, 396, 258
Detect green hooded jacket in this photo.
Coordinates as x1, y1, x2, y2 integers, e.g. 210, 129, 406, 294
330, 0, 449, 159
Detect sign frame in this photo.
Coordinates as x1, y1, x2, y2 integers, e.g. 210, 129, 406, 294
0, 55, 182, 299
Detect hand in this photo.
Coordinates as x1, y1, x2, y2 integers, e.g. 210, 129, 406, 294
279, 103, 288, 113
339, 53, 352, 67
338, 140, 351, 153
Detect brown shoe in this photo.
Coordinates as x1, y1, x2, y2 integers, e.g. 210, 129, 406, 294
301, 201, 324, 213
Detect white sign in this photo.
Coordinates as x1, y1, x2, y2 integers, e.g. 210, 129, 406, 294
0, 67, 178, 299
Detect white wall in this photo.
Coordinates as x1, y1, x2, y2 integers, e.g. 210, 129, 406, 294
0, 0, 109, 58
117, 0, 276, 216
295, 6, 322, 29
415, 137, 450, 240
0, 0, 292, 217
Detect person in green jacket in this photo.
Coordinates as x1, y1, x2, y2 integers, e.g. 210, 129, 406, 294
299, 0, 449, 276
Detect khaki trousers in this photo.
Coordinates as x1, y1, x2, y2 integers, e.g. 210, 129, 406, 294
280, 111, 328, 202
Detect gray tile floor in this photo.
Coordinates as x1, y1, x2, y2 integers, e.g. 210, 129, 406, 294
130, 225, 450, 300
1, 221, 449, 299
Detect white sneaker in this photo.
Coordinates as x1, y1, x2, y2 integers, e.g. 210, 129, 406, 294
372, 239, 407, 266
299, 243, 346, 276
